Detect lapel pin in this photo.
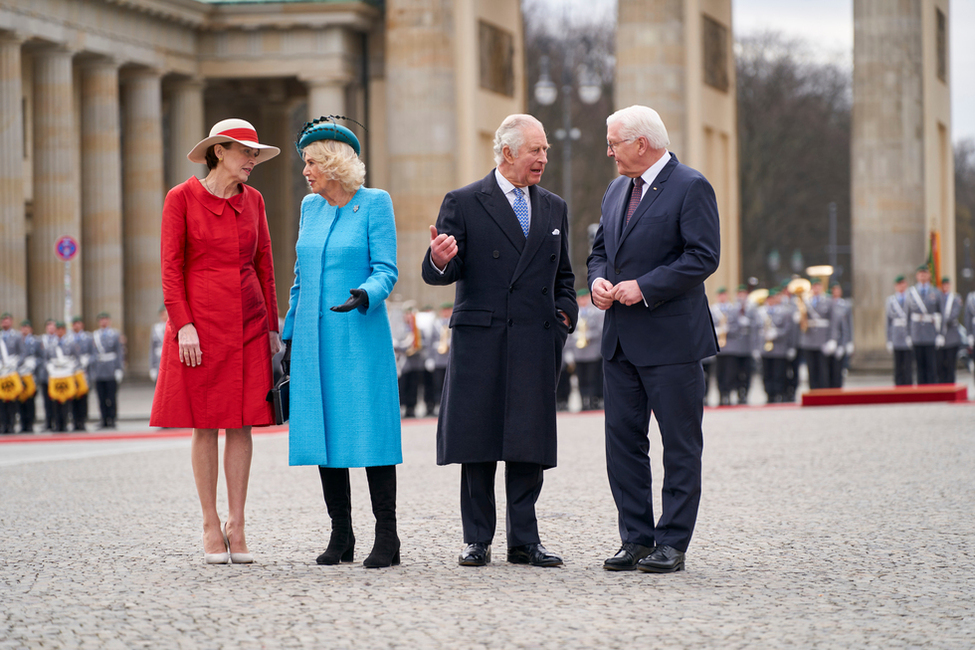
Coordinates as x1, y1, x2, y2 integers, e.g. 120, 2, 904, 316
353, 205, 359, 212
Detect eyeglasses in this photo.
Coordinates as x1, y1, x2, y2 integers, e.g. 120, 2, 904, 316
606, 138, 636, 153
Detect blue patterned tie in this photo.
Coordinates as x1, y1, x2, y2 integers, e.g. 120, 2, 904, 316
513, 187, 530, 237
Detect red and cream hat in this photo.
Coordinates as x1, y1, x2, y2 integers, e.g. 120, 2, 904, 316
187, 118, 281, 164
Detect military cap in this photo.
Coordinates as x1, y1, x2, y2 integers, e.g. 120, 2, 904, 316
72, 315, 84, 324
916, 264, 929, 272
737, 284, 748, 292
810, 278, 822, 285
717, 287, 727, 294
20, 319, 30, 327
97, 312, 110, 319
0, 312, 11, 319
576, 288, 590, 297
768, 288, 780, 297
941, 276, 951, 284
894, 274, 905, 283
55, 320, 66, 328
439, 302, 454, 310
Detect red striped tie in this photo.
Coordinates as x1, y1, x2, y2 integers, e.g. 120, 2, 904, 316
625, 176, 645, 225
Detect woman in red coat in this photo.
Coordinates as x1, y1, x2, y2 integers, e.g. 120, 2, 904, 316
150, 119, 282, 564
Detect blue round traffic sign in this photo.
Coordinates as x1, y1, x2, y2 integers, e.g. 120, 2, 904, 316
55, 236, 78, 262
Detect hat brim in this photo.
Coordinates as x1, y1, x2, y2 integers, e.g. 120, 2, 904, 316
187, 137, 281, 165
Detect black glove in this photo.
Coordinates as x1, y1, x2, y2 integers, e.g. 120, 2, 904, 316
331, 288, 369, 313
282, 339, 292, 376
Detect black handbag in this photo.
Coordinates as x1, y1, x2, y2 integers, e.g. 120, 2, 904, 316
266, 374, 289, 425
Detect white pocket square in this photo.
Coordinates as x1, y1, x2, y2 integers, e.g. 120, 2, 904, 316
552, 229, 560, 235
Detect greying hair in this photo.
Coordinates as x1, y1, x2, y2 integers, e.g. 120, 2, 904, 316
493, 114, 545, 165
607, 105, 670, 150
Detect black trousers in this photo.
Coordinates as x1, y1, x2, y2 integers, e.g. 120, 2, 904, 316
716, 355, 749, 398
71, 392, 88, 431
762, 357, 788, 402
556, 364, 572, 409
0, 400, 17, 433
41, 383, 53, 429
426, 367, 446, 412
914, 345, 937, 385
603, 348, 704, 552
19, 395, 35, 433
460, 461, 544, 548
936, 347, 958, 384
805, 349, 830, 389
828, 355, 845, 388
575, 360, 603, 409
95, 379, 118, 425
894, 349, 914, 386
50, 400, 69, 432
399, 370, 420, 414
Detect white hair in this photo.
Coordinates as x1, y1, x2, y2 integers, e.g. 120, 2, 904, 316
607, 105, 670, 150
493, 114, 545, 165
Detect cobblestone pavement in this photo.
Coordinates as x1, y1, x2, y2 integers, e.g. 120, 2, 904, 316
2, 400, 973, 649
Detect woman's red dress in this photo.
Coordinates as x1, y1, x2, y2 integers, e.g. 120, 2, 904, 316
150, 176, 278, 429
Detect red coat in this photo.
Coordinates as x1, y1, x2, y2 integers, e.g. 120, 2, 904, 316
150, 177, 278, 429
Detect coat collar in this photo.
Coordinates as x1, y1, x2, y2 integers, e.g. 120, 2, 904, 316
187, 175, 247, 216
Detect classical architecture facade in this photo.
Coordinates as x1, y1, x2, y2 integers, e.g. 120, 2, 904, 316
851, 0, 954, 366
0, 0, 523, 376
615, 0, 740, 295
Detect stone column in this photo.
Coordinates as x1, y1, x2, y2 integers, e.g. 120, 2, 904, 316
304, 77, 346, 121
121, 68, 165, 377
259, 100, 299, 319
0, 33, 27, 319
80, 57, 124, 327
166, 77, 205, 188
851, 0, 946, 368
29, 45, 80, 327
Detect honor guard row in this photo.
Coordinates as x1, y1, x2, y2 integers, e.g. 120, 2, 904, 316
887, 265, 967, 386
0, 312, 125, 434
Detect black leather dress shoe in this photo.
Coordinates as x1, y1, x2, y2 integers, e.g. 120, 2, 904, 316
458, 542, 491, 566
507, 543, 563, 567
603, 543, 655, 571
637, 545, 685, 573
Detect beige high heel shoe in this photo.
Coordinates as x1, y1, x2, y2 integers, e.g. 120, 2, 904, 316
223, 523, 254, 564
202, 532, 230, 565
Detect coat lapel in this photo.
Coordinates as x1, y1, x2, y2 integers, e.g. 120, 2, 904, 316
618, 154, 679, 245
511, 184, 548, 283
475, 172, 525, 254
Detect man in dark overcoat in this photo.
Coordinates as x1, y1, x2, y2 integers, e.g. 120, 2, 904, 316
588, 105, 720, 574
421, 114, 577, 568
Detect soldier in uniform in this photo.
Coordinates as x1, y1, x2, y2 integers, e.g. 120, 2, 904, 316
799, 278, 837, 390
937, 277, 962, 384
886, 275, 914, 385
905, 265, 942, 385
90, 312, 124, 428
0, 312, 24, 433
759, 289, 798, 402
778, 282, 801, 401
965, 288, 975, 370
66, 316, 93, 432
396, 306, 424, 418
37, 319, 58, 430
45, 321, 74, 432
18, 319, 38, 433
714, 285, 759, 405
149, 306, 167, 382
424, 303, 452, 417
828, 283, 853, 388
572, 289, 605, 411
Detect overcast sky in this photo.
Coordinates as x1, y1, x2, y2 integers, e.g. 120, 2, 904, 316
527, 0, 974, 143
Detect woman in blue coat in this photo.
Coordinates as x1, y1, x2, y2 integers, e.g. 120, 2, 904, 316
282, 118, 402, 568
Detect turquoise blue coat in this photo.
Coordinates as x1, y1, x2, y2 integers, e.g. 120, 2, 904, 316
282, 188, 402, 467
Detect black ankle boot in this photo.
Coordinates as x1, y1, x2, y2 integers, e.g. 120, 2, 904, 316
317, 467, 355, 565
363, 465, 400, 568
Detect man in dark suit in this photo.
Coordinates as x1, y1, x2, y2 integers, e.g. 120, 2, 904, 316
422, 114, 578, 568
587, 105, 720, 573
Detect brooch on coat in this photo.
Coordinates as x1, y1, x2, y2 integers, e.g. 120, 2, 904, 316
353, 205, 359, 212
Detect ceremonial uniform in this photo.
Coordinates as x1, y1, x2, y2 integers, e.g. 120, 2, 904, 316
425, 312, 451, 415
44, 335, 75, 432
91, 326, 124, 428
65, 326, 93, 431
0, 327, 23, 433
905, 283, 942, 385
799, 291, 836, 390
828, 296, 852, 388
759, 299, 798, 402
886, 291, 913, 385
148, 319, 166, 382
937, 289, 963, 383
18, 332, 39, 432
37, 331, 59, 430
396, 311, 425, 418
713, 297, 759, 405
571, 302, 605, 411
966, 292, 975, 353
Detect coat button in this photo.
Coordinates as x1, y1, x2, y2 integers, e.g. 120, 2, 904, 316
541, 287, 548, 294
319, 311, 324, 318
509, 286, 514, 293
493, 250, 500, 259
615, 268, 621, 274
507, 319, 514, 327
544, 321, 551, 329
550, 254, 557, 261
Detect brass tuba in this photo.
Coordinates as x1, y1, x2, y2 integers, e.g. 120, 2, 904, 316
575, 317, 589, 349
436, 322, 450, 355
787, 277, 812, 333
716, 309, 728, 348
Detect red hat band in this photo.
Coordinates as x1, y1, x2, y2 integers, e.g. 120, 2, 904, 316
218, 127, 259, 142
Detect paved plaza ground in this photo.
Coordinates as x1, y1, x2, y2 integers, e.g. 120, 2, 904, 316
1, 381, 973, 648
